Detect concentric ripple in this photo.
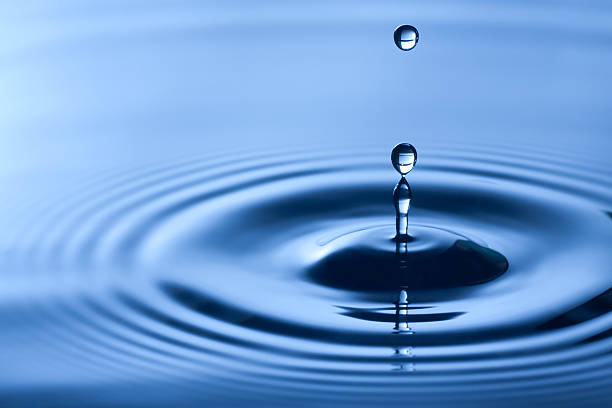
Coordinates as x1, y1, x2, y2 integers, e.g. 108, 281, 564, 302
2, 141, 612, 406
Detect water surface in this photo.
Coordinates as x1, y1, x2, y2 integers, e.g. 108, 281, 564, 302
1, 1, 612, 407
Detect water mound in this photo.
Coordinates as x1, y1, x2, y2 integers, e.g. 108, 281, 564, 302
308, 237, 508, 292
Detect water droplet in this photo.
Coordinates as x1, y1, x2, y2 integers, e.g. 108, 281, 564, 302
391, 143, 417, 176
394, 25, 419, 51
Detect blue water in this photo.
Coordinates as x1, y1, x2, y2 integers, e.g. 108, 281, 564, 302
2, 1, 612, 407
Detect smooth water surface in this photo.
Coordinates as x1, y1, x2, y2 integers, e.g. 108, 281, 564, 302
1, 1, 612, 407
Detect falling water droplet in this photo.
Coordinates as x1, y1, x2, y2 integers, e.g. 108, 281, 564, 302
391, 143, 417, 176
394, 25, 419, 51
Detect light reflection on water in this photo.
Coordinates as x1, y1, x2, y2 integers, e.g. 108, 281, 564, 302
1, 1, 612, 407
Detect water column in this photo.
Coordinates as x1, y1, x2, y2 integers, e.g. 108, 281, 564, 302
391, 143, 417, 239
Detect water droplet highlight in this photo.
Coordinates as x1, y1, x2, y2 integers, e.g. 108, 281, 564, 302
391, 143, 417, 175
394, 25, 419, 51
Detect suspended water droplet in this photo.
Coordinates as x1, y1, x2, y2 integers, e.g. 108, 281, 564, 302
391, 143, 417, 176
394, 25, 419, 51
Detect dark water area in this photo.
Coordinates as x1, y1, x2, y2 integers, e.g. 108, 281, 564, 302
2, 1, 612, 407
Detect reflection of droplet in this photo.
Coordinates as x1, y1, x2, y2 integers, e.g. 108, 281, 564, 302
394, 346, 413, 357
391, 143, 417, 176
392, 346, 415, 372
399, 289, 408, 304
394, 289, 413, 334
394, 25, 419, 51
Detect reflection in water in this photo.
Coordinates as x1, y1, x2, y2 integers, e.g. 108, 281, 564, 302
393, 289, 413, 334
391, 345, 415, 372
392, 289, 416, 371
